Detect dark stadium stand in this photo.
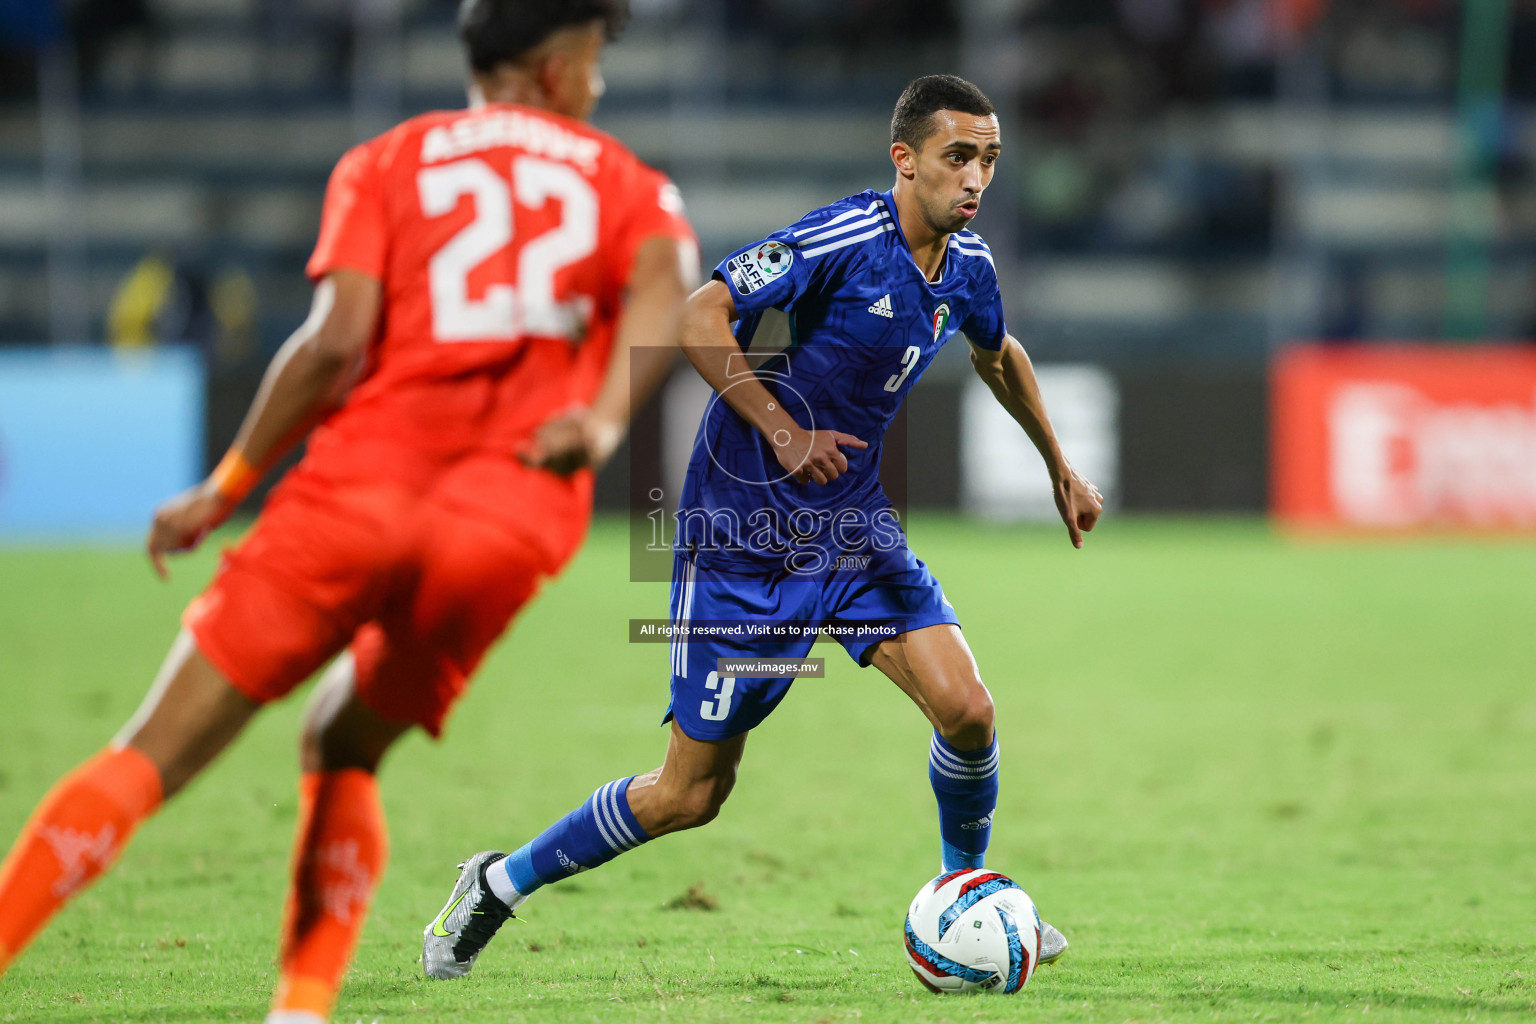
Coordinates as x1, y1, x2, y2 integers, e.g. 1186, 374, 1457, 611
2, 0, 1533, 515
4, 0, 1533, 358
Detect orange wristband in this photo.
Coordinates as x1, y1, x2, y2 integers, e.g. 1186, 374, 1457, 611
209, 448, 259, 504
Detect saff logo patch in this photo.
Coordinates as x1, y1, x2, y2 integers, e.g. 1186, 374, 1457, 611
726, 241, 793, 295
754, 241, 792, 277
931, 302, 952, 342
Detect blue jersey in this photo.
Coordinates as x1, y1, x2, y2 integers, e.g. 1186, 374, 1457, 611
677, 188, 1007, 573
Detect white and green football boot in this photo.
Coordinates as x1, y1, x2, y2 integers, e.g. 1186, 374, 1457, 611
422, 850, 518, 979
1038, 921, 1069, 965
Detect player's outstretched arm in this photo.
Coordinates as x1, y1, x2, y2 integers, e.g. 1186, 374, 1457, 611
679, 279, 866, 485
145, 270, 381, 576
521, 236, 695, 476
968, 334, 1102, 547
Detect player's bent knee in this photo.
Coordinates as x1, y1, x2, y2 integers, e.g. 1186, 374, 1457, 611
671, 794, 723, 831
654, 776, 733, 833
299, 704, 406, 774
936, 686, 995, 750
301, 719, 365, 773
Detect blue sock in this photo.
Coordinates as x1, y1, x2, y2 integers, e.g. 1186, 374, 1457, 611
490, 777, 651, 902
929, 731, 999, 872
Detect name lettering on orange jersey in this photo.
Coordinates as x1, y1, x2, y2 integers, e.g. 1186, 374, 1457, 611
421, 111, 602, 173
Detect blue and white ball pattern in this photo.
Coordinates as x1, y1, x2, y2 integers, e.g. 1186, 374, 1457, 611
903, 868, 1041, 994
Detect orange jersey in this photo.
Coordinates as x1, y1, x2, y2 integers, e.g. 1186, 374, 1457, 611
183, 106, 692, 737
300, 102, 695, 485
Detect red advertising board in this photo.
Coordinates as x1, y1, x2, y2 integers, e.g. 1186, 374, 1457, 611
1272, 345, 1536, 529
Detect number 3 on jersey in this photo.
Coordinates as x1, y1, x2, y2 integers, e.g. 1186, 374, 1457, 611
884, 344, 921, 392
417, 155, 597, 343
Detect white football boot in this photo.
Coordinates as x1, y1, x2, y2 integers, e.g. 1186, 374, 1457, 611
422, 850, 519, 979
1038, 920, 1069, 965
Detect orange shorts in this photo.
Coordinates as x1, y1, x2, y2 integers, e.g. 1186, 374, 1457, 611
184, 456, 589, 737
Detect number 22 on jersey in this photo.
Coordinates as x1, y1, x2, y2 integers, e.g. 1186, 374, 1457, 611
416, 155, 598, 343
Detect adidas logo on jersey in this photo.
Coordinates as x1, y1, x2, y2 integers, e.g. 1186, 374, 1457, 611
867, 294, 894, 318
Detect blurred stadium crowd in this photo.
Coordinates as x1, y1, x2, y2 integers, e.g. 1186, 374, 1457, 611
3, 0, 1534, 357
1, 0, 1533, 524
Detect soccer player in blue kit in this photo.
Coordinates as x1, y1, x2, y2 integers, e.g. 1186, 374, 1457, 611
423, 74, 1103, 978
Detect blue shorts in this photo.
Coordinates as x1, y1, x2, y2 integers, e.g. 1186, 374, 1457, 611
664, 546, 961, 741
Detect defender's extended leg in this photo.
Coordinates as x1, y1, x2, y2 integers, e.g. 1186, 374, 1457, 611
0, 631, 258, 973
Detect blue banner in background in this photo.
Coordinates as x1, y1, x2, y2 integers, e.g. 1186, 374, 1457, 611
0, 347, 203, 540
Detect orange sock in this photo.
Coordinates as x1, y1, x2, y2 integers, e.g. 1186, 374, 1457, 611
0, 746, 163, 974
269, 770, 387, 1023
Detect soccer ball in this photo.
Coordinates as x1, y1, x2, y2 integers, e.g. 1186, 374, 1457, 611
903, 868, 1042, 994
754, 241, 792, 276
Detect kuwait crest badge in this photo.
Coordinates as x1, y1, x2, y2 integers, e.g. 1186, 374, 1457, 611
931, 302, 952, 343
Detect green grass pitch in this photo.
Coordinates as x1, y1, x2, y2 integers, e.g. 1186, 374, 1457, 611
1, 516, 1533, 1023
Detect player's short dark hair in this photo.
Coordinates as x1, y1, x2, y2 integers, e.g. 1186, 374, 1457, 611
890, 75, 996, 151
458, 0, 629, 74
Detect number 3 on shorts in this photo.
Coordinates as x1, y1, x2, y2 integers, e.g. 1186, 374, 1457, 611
699, 671, 735, 722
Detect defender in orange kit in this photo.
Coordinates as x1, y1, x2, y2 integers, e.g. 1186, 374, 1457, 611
0, 3, 693, 1021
